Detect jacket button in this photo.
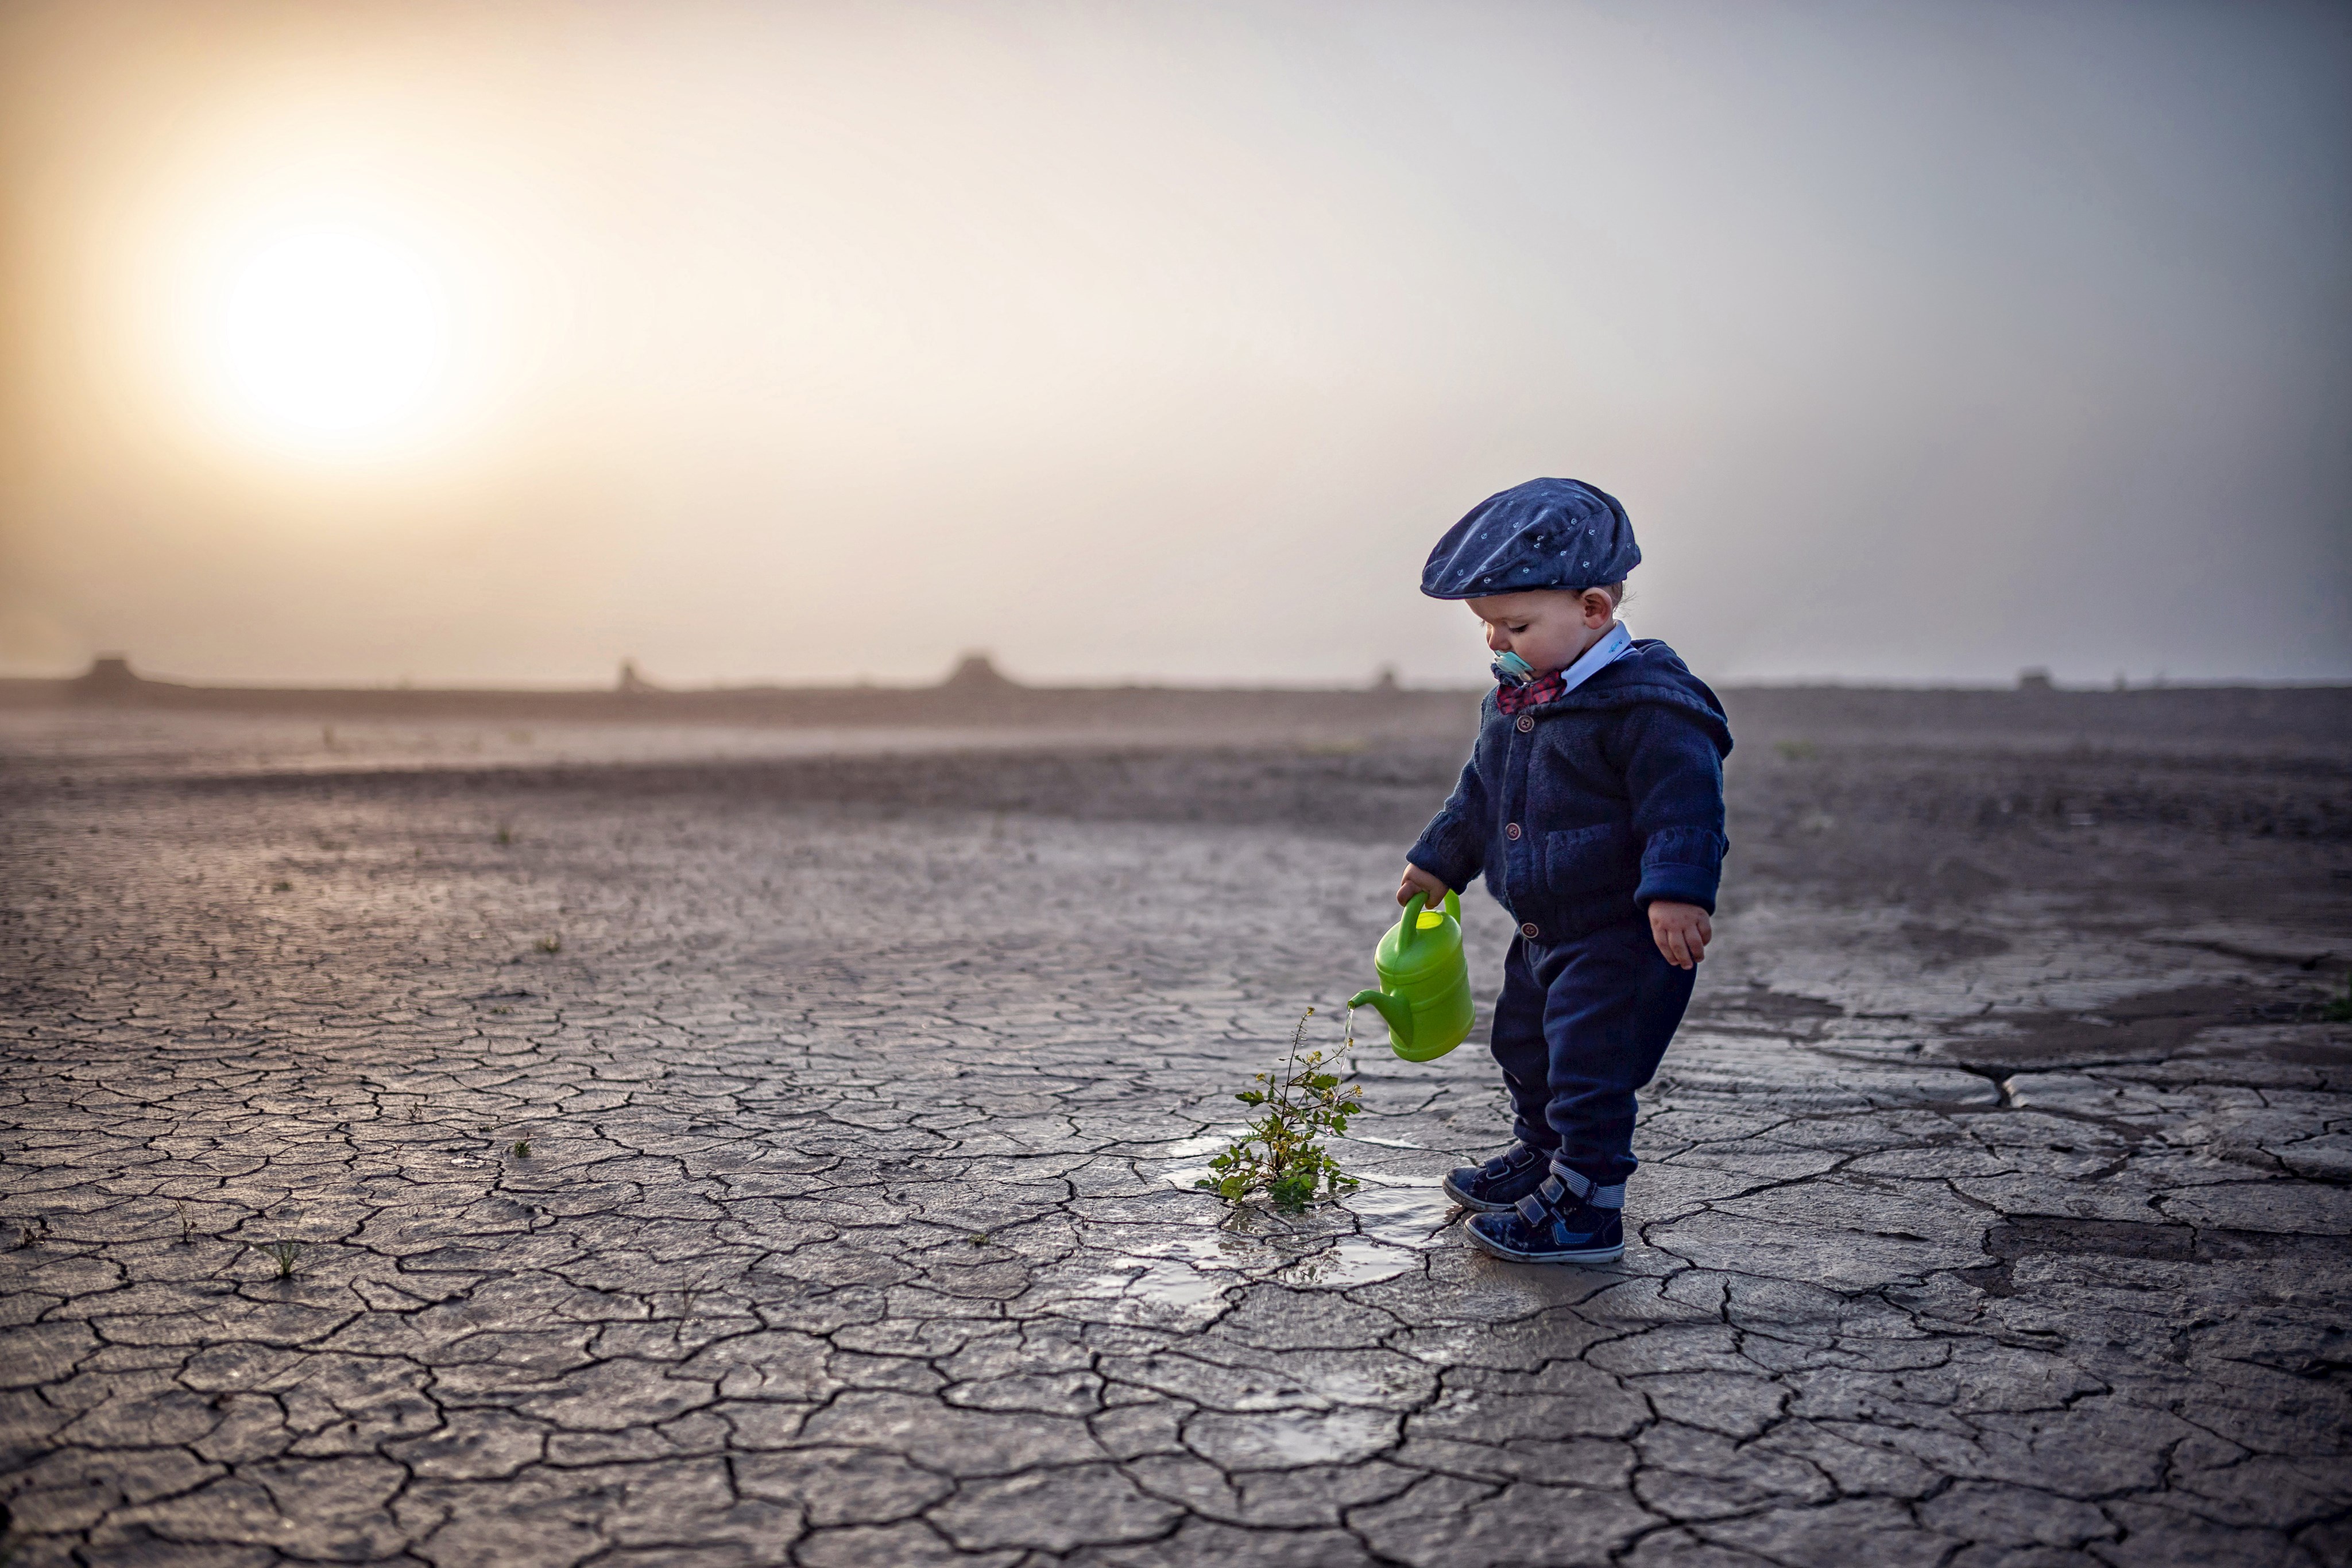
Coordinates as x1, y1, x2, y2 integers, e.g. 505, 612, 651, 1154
1520, 922, 1540, 939
1505, 822, 1522, 840
1515, 714, 1534, 733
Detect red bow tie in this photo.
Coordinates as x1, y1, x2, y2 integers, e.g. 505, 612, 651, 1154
1496, 669, 1568, 715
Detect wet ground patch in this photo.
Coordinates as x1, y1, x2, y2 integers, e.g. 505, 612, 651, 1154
1943, 983, 2319, 1072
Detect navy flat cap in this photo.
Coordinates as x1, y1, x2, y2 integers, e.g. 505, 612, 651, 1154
1420, 478, 1641, 599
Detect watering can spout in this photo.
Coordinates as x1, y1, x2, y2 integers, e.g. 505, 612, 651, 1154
1348, 988, 1414, 1052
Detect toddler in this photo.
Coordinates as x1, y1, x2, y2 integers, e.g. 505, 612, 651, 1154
1401, 477, 1731, 1263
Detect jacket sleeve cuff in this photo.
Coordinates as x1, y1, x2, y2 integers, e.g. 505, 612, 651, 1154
1407, 815, 1481, 895
1636, 827, 1726, 912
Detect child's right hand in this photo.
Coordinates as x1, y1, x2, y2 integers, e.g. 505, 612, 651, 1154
1648, 900, 1713, 969
1398, 862, 1451, 909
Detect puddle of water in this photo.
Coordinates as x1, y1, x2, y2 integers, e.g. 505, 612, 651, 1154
1345, 1182, 1458, 1251
1279, 1238, 1420, 1289
1201, 1407, 1397, 1467
1123, 1231, 1247, 1267
1160, 1162, 1222, 1194
1114, 1257, 1230, 1308
1156, 1129, 1245, 1160
1137, 1151, 1450, 1291
1060, 1228, 1255, 1311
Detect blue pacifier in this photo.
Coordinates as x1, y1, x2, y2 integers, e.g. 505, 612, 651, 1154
1490, 650, 1536, 686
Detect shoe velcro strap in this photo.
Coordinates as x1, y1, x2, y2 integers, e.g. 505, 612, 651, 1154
1590, 1183, 1626, 1210
1513, 1194, 1550, 1225
1535, 1174, 1565, 1205
1546, 1161, 1593, 1201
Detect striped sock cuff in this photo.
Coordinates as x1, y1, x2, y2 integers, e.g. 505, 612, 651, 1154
1548, 1160, 1625, 1210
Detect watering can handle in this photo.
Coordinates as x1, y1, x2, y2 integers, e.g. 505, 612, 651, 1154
1397, 888, 1461, 952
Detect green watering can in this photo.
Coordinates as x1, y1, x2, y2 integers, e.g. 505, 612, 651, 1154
1348, 889, 1476, 1062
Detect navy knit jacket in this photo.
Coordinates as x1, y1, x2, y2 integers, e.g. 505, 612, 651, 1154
1406, 640, 1732, 944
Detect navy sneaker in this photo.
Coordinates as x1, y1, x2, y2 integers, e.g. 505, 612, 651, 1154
1464, 1163, 1626, 1264
1442, 1142, 1553, 1213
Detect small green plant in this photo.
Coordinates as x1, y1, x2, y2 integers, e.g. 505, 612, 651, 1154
968, 1232, 989, 1247
2320, 974, 2352, 1024
511, 1140, 531, 1158
494, 824, 513, 846
1774, 738, 1817, 762
263, 1240, 304, 1279
270, 880, 293, 893
535, 936, 561, 954
1197, 1007, 1363, 1213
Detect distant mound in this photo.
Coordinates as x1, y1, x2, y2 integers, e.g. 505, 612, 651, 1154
941, 652, 1019, 692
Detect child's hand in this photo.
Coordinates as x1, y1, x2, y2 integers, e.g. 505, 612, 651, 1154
1398, 862, 1451, 909
1649, 901, 1712, 968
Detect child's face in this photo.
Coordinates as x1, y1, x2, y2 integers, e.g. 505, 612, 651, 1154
1467, 589, 1616, 675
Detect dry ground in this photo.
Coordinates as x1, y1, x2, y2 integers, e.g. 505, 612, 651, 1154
3, 692, 2349, 1567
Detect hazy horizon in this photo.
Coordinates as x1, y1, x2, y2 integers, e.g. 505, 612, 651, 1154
3, 0, 2347, 691
20, 651, 2352, 697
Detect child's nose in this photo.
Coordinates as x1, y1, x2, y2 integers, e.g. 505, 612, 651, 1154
1484, 625, 1508, 651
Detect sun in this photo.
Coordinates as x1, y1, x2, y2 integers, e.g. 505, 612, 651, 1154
205, 224, 452, 450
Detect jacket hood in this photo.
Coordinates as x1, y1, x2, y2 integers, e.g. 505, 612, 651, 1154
1489, 640, 1732, 755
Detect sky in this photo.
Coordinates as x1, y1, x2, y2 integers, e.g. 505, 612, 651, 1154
1, 0, 2346, 689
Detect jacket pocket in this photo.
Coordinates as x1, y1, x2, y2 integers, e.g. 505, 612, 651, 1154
1544, 822, 1635, 894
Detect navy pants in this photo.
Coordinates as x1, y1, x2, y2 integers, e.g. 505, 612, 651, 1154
1490, 916, 1695, 1197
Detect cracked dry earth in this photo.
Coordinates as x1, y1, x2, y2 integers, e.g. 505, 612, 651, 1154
3, 714, 2350, 1567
